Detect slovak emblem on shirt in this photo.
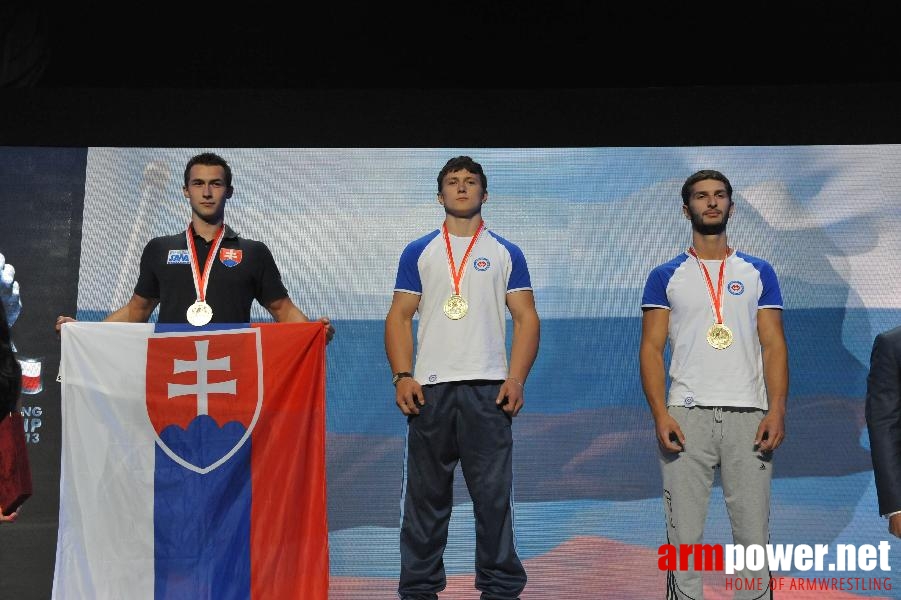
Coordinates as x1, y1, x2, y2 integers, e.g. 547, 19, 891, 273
727, 280, 745, 295
167, 249, 190, 264
219, 248, 243, 268
473, 257, 491, 271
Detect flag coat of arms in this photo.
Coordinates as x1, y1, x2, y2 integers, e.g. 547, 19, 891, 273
52, 322, 328, 600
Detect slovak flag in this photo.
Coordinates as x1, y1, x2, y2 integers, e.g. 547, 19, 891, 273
52, 322, 328, 600
220, 248, 243, 267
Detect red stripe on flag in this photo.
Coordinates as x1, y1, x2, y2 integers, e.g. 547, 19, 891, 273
251, 322, 329, 599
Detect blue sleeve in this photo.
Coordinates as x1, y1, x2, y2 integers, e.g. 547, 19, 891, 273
506, 243, 532, 291
394, 234, 436, 294
488, 231, 531, 291
757, 261, 783, 308
641, 267, 670, 308
394, 245, 422, 293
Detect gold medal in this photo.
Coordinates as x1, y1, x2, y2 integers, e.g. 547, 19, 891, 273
184, 223, 226, 326
186, 301, 213, 327
706, 322, 733, 350
443, 294, 468, 320
688, 247, 734, 351
441, 221, 484, 321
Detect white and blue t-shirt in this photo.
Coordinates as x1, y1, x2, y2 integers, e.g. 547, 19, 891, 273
394, 225, 532, 385
641, 250, 783, 410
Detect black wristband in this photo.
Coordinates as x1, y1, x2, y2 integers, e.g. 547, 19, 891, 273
392, 371, 413, 386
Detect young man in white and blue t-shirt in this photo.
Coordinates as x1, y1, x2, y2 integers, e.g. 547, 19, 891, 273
385, 156, 540, 600
640, 169, 789, 600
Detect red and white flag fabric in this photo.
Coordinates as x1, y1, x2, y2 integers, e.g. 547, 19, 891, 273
52, 322, 328, 600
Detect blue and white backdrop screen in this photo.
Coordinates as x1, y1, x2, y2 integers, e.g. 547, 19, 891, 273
72, 146, 901, 596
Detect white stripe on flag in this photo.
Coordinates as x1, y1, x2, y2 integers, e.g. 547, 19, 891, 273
53, 322, 156, 600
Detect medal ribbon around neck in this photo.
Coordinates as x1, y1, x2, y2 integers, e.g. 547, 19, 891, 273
443, 221, 485, 298
186, 223, 226, 306
687, 246, 727, 325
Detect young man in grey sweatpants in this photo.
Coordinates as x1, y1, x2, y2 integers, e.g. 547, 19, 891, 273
639, 169, 789, 599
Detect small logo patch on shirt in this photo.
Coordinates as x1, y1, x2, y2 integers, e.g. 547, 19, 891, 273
220, 248, 243, 267
428, 374, 438, 383
683, 394, 695, 407
473, 257, 491, 271
167, 249, 190, 264
727, 280, 745, 295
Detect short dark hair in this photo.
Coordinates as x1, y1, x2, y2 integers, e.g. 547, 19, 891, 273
184, 152, 232, 188
437, 156, 487, 191
681, 169, 732, 204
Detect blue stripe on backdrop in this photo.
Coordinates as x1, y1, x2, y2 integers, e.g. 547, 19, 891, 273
74, 308, 892, 433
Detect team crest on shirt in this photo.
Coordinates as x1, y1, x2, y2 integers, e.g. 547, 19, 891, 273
167, 249, 190, 264
727, 280, 745, 295
219, 248, 243, 268
473, 257, 491, 271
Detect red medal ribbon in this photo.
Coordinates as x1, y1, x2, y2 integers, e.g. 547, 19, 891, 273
687, 247, 726, 324
185, 224, 226, 303
443, 221, 485, 295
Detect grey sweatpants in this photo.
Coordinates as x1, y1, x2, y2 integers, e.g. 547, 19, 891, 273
661, 406, 773, 600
